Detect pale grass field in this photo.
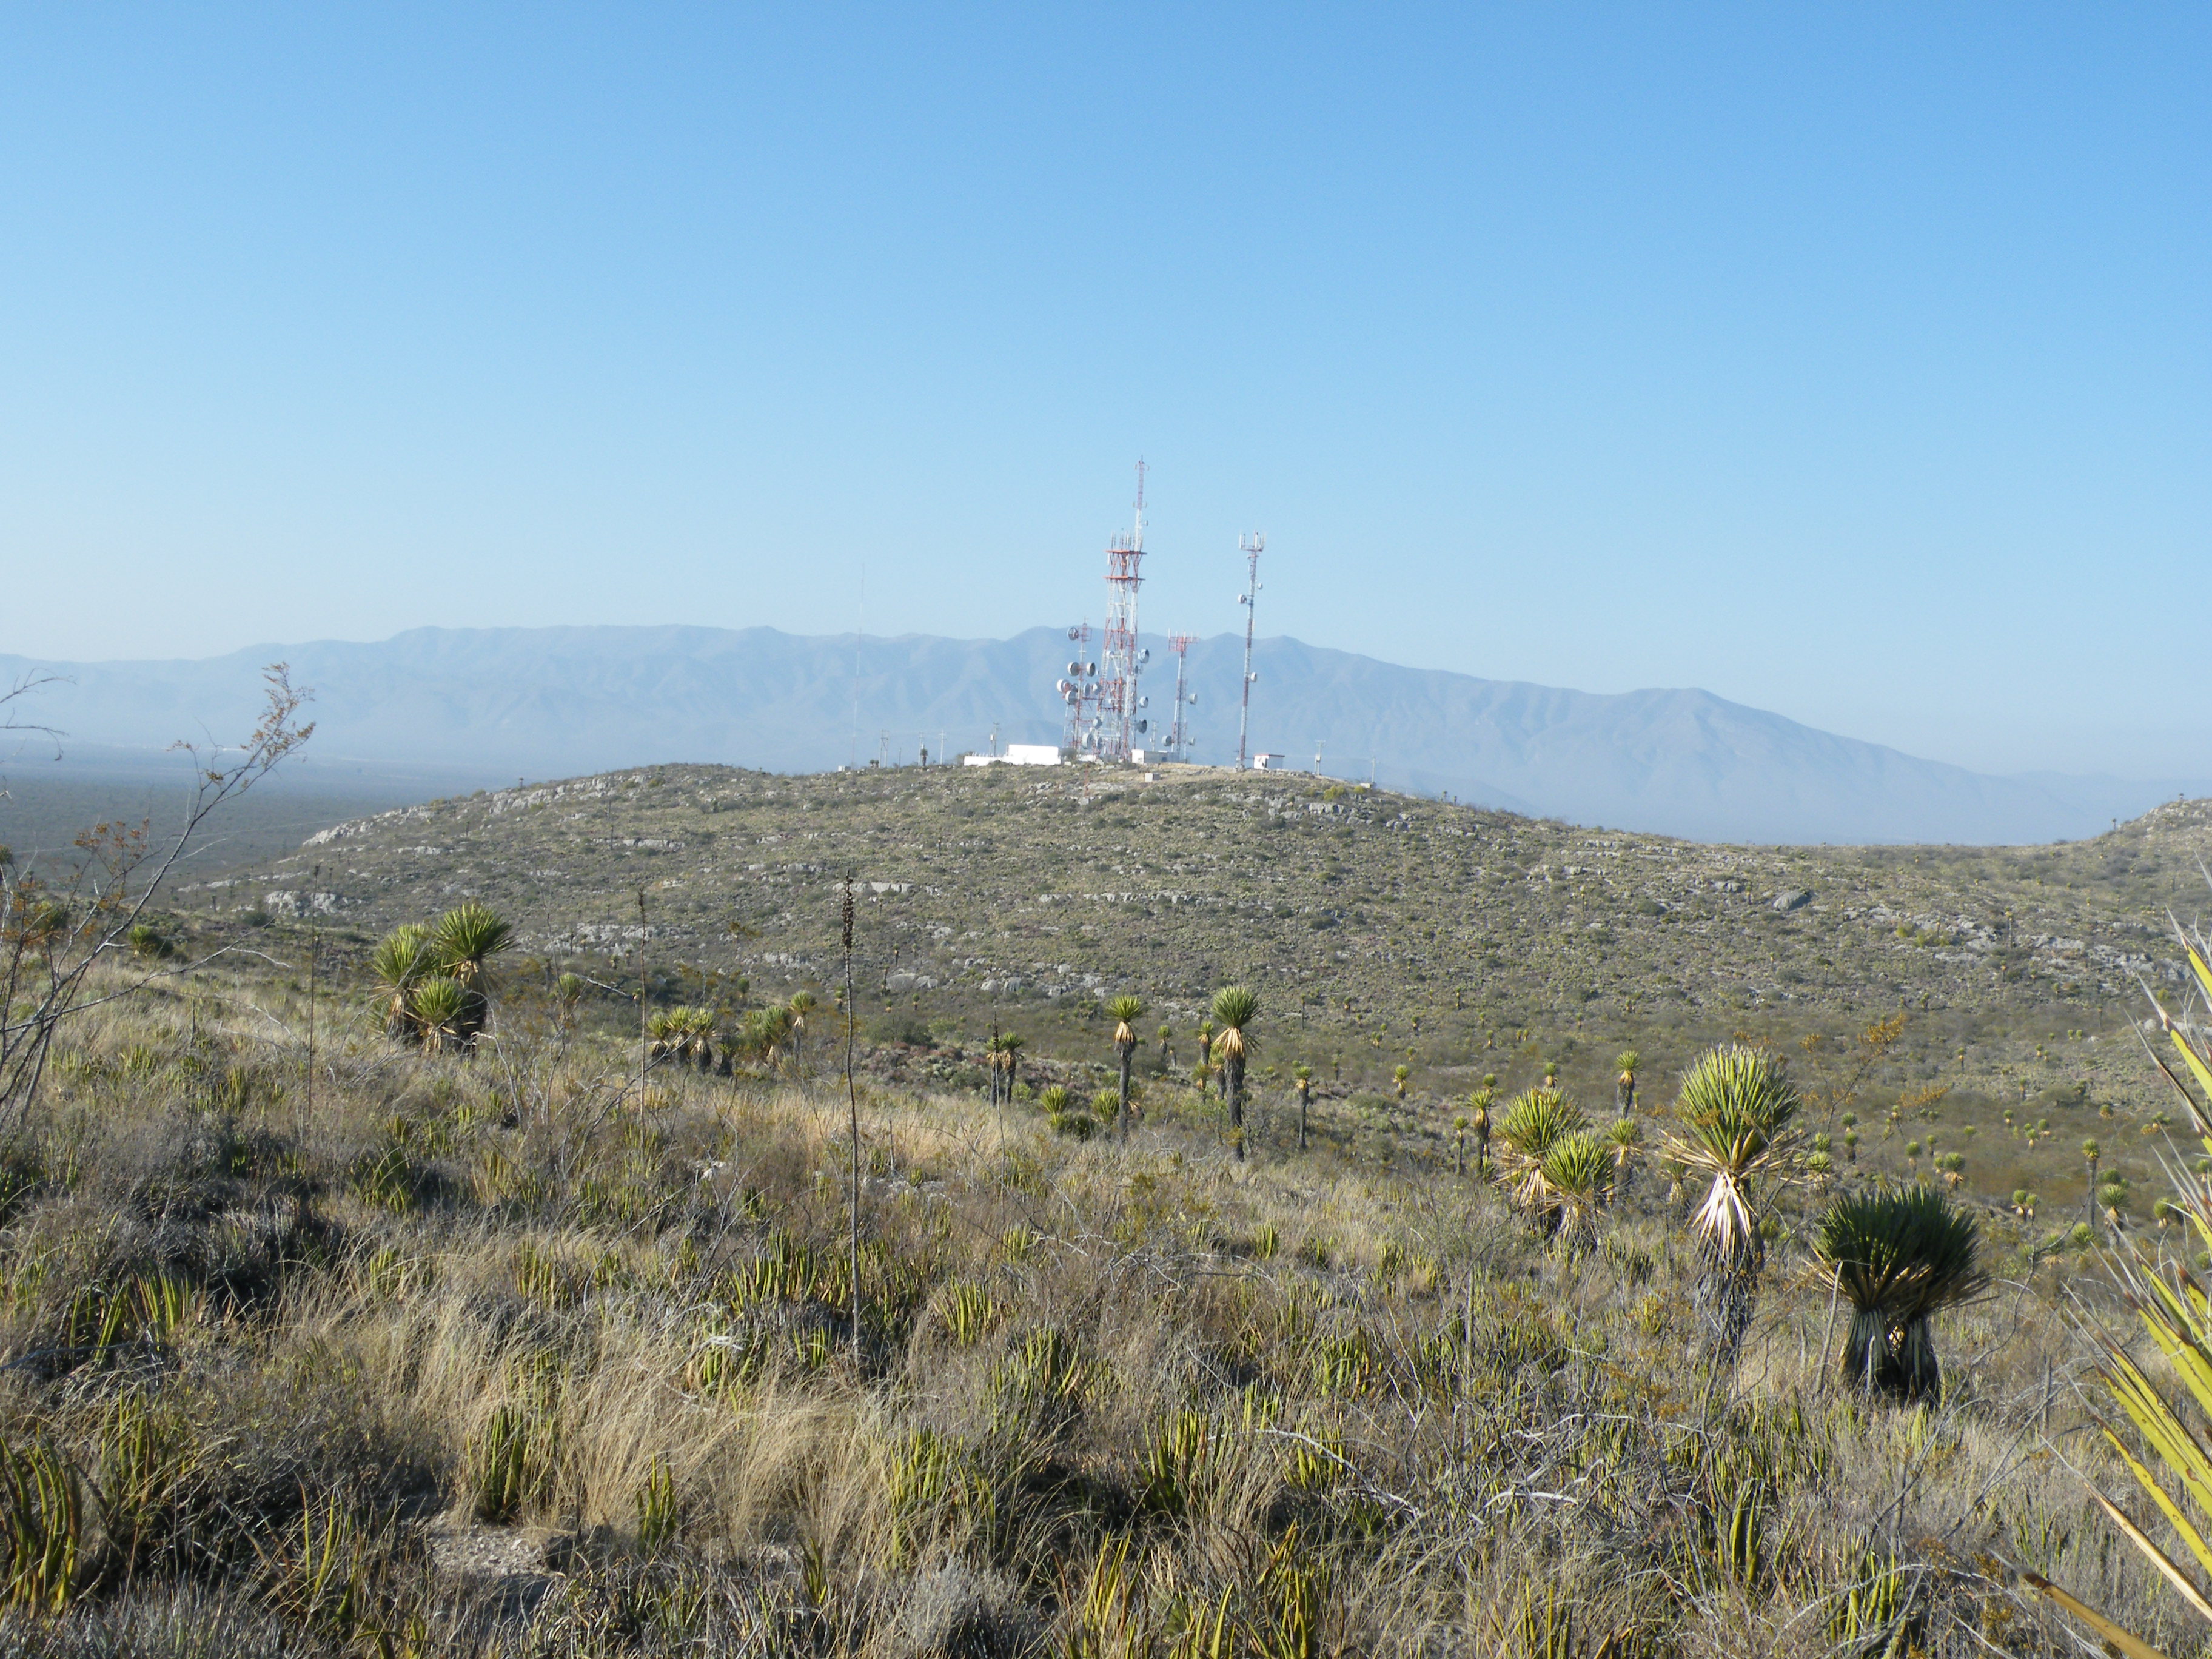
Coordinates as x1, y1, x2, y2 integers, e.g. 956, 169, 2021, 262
0, 962, 2192, 1657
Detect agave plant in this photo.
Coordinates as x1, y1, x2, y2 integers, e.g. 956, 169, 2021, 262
1539, 1131, 1613, 1256
1211, 987, 1258, 1162
1665, 1043, 1801, 1363
1492, 1087, 1588, 1223
1812, 1185, 1985, 1400
1107, 994, 1145, 1142
369, 925, 433, 1044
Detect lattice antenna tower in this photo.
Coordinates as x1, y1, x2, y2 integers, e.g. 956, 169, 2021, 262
1096, 460, 1149, 761
1057, 621, 1097, 756
1165, 632, 1199, 754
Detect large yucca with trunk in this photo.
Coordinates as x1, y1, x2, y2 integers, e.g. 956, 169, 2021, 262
1812, 1185, 1985, 1400
1665, 1043, 1800, 1362
1210, 987, 1258, 1161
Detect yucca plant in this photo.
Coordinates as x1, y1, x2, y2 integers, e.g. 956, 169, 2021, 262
745, 1004, 795, 1073
1812, 1185, 1985, 1400
1666, 1043, 1801, 1362
645, 1008, 688, 1064
1615, 1048, 1641, 1113
1469, 1078, 1496, 1175
1492, 1087, 1588, 1224
1107, 994, 1144, 1141
1293, 1064, 1313, 1151
430, 902, 512, 1049
787, 989, 816, 1078
1540, 1131, 1612, 1256
368, 925, 432, 1044
678, 1006, 718, 1071
1211, 987, 1258, 1161
1090, 1086, 1122, 1130
411, 977, 468, 1053
1605, 1116, 1641, 1201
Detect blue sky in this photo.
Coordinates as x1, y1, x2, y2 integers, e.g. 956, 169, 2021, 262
3, 5, 2206, 778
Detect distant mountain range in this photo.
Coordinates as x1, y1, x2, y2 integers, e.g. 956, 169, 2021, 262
0, 625, 2195, 845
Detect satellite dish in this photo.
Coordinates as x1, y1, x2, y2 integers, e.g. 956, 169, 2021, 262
1067, 627, 1080, 640
1139, 649, 1151, 663
1136, 719, 1148, 734
1087, 662, 1098, 675
1137, 696, 1148, 708
1237, 594, 1248, 605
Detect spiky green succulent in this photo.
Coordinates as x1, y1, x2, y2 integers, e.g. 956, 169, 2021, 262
1667, 1043, 1801, 1361
411, 976, 467, 1050
1812, 1184, 1986, 1398
369, 924, 434, 1042
1493, 1088, 1589, 1214
1667, 1043, 1801, 1270
1538, 1131, 1613, 1254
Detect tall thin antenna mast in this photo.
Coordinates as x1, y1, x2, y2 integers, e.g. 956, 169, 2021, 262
850, 565, 865, 769
1236, 532, 1263, 770
1167, 633, 1198, 754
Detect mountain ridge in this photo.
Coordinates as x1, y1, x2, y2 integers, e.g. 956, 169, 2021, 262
1, 624, 2193, 845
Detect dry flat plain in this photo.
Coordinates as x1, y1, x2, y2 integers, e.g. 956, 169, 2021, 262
214, 761, 2212, 1216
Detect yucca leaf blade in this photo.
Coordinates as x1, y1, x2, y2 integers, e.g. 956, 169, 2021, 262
2020, 1570, 2175, 1658
2103, 1430, 2212, 1594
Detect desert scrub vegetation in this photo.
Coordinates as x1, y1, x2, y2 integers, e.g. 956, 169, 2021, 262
0, 951, 2188, 1655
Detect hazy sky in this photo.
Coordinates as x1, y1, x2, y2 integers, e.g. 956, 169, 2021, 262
4, 5, 2207, 779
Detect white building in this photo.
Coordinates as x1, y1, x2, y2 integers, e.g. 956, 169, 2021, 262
964, 744, 1062, 766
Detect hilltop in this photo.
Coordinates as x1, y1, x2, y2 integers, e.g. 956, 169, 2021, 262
196, 761, 2212, 1215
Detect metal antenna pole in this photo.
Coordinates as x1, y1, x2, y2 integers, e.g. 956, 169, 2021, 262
1236, 534, 1263, 770
843, 878, 861, 1365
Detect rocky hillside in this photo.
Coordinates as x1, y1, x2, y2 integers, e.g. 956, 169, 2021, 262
193, 762, 2212, 1212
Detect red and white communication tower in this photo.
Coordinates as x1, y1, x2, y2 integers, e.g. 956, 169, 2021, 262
1094, 461, 1150, 761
